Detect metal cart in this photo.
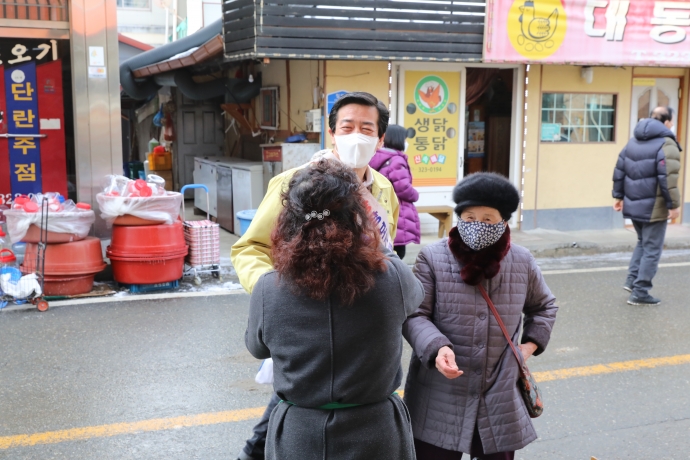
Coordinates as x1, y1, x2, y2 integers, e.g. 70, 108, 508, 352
0, 199, 48, 312
180, 184, 222, 285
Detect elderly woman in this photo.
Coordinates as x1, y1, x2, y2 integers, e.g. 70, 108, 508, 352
245, 159, 424, 460
403, 172, 558, 460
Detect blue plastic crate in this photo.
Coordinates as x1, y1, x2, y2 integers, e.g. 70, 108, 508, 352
124, 280, 179, 293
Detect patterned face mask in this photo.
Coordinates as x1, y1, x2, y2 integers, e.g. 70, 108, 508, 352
457, 220, 506, 251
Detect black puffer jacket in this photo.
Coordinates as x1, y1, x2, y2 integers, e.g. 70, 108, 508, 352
612, 118, 681, 222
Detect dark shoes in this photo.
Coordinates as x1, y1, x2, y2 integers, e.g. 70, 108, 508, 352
623, 281, 633, 293
627, 293, 661, 306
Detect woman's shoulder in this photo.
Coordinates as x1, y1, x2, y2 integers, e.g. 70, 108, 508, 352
504, 243, 537, 273
387, 150, 410, 164
254, 270, 280, 293
419, 238, 451, 258
415, 239, 455, 271
507, 243, 534, 261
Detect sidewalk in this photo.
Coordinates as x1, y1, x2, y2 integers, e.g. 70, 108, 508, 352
218, 223, 690, 267
401, 224, 690, 264
7, 222, 688, 311
220, 224, 690, 267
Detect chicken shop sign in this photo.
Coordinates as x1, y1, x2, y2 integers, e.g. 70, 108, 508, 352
403, 71, 460, 187
485, 0, 690, 66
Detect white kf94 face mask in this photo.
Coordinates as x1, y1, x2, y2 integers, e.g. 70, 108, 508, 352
334, 133, 380, 169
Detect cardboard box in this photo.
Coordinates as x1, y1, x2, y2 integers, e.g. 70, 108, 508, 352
150, 170, 173, 190
147, 151, 172, 170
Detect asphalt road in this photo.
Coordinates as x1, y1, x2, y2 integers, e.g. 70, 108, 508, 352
1, 250, 690, 459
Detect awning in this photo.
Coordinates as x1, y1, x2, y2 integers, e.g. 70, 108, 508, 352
132, 34, 224, 78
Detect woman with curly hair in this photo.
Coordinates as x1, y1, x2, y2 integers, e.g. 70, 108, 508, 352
245, 159, 424, 460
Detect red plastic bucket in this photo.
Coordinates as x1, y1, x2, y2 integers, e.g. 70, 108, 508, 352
113, 215, 165, 226
22, 225, 82, 243
106, 248, 187, 284
22, 237, 106, 275
43, 273, 97, 296
109, 221, 185, 256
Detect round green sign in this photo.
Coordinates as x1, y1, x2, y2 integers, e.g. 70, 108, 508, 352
414, 76, 449, 114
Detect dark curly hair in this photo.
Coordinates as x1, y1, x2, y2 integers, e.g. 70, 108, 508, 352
271, 159, 387, 305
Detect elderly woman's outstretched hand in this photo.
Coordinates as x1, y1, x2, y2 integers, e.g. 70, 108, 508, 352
518, 342, 538, 361
436, 346, 463, 379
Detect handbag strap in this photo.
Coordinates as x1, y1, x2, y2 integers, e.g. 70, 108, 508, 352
477, 284, 527, 378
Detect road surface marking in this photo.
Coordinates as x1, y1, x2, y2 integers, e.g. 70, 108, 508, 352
2, 353, 690, 450
541, 261, 690, 276
533, 354, 690, 382
0, 407, 265, 450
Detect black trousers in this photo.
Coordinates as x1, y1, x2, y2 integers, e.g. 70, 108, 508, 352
414, 428, 515, 460
394, 245, 406, 260
241, 393, 281, 459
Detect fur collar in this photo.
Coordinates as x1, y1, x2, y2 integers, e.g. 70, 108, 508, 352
447, 225, 511, 286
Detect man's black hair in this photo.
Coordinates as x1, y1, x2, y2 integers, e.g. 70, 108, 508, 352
328, 92, 389, 138
383, 124, 406, 151
651, 106, 673, 123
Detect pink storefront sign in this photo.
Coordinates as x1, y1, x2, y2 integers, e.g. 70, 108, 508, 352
485, 0, 690, 67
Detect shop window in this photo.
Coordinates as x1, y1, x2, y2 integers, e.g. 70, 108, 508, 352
117, 0, 151, 9
541, 93, 616, 143
260, 87, 279, 130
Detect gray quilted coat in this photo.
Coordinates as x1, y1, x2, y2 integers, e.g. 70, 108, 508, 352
403, 239, 557, 454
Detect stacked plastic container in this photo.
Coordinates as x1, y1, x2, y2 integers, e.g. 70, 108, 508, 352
183, 220, 220, 267
4, 193, 104, 296
106, 221, 188, 287
23, 237, 106, 296
99, 175, 186, 290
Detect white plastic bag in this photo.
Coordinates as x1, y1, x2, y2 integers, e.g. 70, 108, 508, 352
254, 358, 274, 385
5, 209, 95, 244
0, 273, 42, 299
96, 192, 183, 227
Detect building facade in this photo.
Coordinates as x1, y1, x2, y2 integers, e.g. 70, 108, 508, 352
485, 0, 690, 230
222, 0, 519, 233
0, 0, 122, 236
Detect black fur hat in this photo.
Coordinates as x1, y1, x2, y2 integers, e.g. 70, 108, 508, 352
452, 172, 520, 221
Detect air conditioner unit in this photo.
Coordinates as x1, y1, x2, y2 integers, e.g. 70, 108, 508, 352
306, 109, 322, 133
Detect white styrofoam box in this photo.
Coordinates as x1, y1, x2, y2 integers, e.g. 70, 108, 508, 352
306, 109, 322, 133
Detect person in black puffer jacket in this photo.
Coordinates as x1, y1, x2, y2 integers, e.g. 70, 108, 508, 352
612, 106, 681, 306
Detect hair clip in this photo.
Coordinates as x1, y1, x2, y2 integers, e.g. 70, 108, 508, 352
305, 209, 330, 221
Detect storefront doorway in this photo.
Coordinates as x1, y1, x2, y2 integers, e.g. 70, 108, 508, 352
392, 63, 523, 230
631, 78, 680, 128
464, 68, 514, 178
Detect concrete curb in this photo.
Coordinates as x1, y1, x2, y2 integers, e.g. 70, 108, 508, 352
0, 289, 245, 313
526, 240, 690, 258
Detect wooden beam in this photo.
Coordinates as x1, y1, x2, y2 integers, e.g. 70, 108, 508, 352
286, 60, 291, 133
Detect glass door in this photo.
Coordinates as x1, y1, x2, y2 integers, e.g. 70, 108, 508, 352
630, 78, 679, 134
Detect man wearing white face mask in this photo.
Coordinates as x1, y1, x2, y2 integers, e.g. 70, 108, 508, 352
231, 92, 399, 460
233, 92, 399, 295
